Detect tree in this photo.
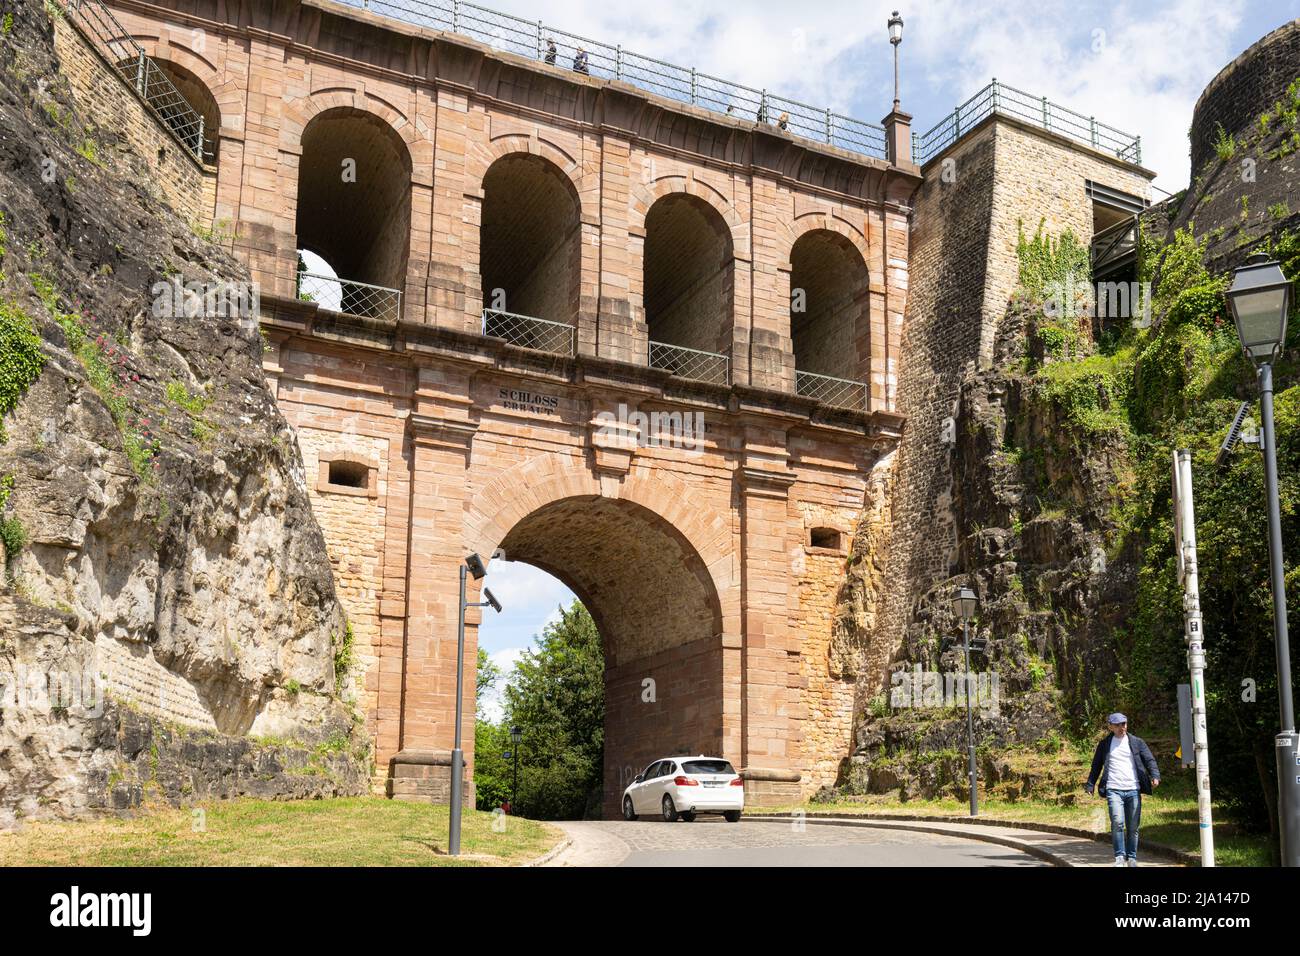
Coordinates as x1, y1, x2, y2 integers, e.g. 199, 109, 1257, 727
502, 601, 605, 819
476, 646, 501, 720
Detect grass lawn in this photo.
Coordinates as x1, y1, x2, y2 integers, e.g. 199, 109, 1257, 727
0, 797, 564, 867
764, 773, 1274, 867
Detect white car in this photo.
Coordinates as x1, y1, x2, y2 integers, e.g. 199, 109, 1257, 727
622, 756, 744, 822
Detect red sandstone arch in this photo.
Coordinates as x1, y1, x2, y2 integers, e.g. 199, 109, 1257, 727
630, 174, 748, 259
468, 461, 735, 816
294, 106, 414, 304
470, 134, 593, 223
478, 151, 584, 326
787, 225, 872, 383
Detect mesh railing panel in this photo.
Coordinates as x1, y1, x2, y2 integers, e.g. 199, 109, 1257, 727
335, 0, 888, 160
59, 0, 206, 161
913, 79, 1140, 166
795, 370, 867, 411
482, 309, 576, 356
297, 272, 403, 322
648, 341, 730, 386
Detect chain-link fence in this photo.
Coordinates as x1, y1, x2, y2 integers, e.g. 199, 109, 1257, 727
58, 0, 207, 161
482, 309, 576, 356
913, 79, 1141, 166
297, 272, 403, 322
338, 0, 890, 160
648, 340, 730, 386
795, 370, 867, 411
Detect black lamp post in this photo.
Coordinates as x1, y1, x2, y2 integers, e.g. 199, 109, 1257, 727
952, 585, 980, 816
510, 724, 522, 813
887, 11, 904, 111
1226, 253, 1298, 866
450, 553, 502, 856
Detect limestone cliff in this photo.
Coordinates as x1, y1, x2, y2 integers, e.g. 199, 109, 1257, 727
0, 0, 367, 824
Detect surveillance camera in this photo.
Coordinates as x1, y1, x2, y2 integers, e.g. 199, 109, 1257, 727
465, 553, 488, 580
483, 588, 502, 614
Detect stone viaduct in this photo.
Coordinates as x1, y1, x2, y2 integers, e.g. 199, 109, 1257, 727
67, 0, 1154, 814
85, 0, 919, 811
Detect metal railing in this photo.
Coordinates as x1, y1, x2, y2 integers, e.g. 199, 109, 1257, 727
297, 271, 403, 322
482, 309, 576, 356
912, 79, 1141, 167
795, 370, 867, 411
648, 340, 730, 386
339, 0, 889, 160
58, 0, 208, 162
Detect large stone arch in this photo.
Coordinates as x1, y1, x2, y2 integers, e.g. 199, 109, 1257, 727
466, 456, 737, 613
465, 454, 737, 815
783, 215, 873, 387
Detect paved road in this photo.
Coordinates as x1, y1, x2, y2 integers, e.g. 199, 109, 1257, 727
544, 818, 1050, 867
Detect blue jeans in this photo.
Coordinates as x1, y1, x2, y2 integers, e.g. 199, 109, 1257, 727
1106, 789, 1142, 860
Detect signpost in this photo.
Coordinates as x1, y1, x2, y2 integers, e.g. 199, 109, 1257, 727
1172, 449, 1215, 866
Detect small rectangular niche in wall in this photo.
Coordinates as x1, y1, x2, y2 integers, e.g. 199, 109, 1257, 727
808, 527, 843, 552
318, 458, 377, 498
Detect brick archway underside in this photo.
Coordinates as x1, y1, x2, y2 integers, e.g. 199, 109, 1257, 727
497, 495, 724, 817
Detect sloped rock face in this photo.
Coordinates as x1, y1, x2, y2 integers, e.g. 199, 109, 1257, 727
0, 0, 366, 824
831, 300, 1138, 802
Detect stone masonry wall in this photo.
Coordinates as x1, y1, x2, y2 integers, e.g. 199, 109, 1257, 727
51, 12, 203, 223
867, 118, 1152, 697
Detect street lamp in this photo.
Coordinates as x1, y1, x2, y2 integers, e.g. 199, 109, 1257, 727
1226, 253, 1298, 866
887, 11, 904, 110
449, 553, 503, 856
510, 724, 522, 813
951, 585, 979, 816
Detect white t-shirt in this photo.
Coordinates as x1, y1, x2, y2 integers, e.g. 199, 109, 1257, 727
1106, 734, 1138, 791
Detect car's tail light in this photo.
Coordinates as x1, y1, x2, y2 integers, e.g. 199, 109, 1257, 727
730, 777, 745, 786
674, 775, 699, 786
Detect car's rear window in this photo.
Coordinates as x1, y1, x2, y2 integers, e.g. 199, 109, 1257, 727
682, 760, 735, 775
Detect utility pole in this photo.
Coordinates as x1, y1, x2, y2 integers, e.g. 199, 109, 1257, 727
1173, 449, 1215, 865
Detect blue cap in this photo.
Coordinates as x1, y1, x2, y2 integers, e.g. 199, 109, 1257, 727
1107, 712, 1128, 725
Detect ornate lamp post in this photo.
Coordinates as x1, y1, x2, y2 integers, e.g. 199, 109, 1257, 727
888, 11, 904, 111
951, 585, 980, 816
1226, 253, 1298, 866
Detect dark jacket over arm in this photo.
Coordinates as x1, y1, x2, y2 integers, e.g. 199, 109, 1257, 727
1085, 733, 1161, 796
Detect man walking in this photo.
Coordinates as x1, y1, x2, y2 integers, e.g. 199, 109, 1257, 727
1084, 713, 1160, 867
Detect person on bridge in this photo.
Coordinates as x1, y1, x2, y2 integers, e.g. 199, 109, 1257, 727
573, 48, 589, 74
1084, 713, 1160, 867
777, 111, 790, 130
544, 38, 557, 66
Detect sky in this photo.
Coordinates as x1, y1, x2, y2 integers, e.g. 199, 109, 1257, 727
327, 0, 1298, 717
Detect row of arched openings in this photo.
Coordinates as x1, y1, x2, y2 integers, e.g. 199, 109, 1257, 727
155, 57, 870, 384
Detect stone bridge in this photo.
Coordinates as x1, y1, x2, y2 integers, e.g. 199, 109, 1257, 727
97, 0, 921, 812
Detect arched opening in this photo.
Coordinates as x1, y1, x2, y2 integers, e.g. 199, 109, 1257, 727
487, 495, 725, 818
295, 108, 411, 320
115, 56, 219, 164
789, 229, 870, 404
479, 154, 581, 344
643, 194, 733, 382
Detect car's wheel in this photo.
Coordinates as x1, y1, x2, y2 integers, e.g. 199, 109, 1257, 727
680, 810, 696, 822
622, 796, 638, 821
661, 794, 679, 822
724, 810, 741, 823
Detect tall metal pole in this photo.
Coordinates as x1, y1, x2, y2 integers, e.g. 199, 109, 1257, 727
511, 744, 519, 810
963, 619, 978, 816
449, 564, 468, 855
1175, 449, 1215, 865
892, 42, 900, 111
1259, 362, 1300, 866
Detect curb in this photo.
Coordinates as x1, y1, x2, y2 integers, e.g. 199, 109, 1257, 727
525, 835, 573, 867
748, 810, 1197, 866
